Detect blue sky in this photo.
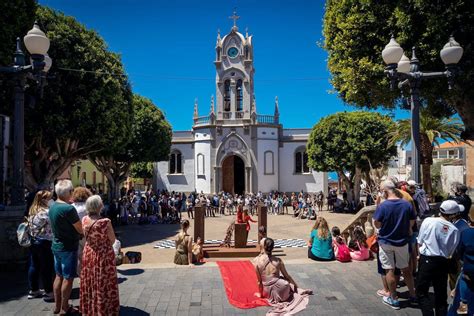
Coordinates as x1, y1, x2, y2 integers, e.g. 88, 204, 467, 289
39, 0, 408, 131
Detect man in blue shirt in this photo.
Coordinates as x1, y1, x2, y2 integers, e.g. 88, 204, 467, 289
374, 180, 416, 310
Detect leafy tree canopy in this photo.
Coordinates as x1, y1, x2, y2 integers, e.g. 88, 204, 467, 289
307, 111, 396, 202
323, 0, 474, 139
24, 6, 133, 189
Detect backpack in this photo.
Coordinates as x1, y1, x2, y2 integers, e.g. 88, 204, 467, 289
17, 219, 31, 247
413, 189, 431, 219
333, 239, 351, 262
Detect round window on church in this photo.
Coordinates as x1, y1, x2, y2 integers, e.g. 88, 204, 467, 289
227, 47, 239, 58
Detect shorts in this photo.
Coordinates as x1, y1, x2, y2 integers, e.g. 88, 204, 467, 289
53, 250, 78, 279
377, 251, 401, 276
379, 243, 409, 270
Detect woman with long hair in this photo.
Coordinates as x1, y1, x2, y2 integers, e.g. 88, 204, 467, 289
255, 238, 312, 314
348, 226, 370, 261
174, 219, 193, 265
27, 190, 55, 302
308, 217, 334, 261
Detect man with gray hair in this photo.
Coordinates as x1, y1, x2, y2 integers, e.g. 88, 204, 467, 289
373, 180, 417, 310
48, 179, 83, 315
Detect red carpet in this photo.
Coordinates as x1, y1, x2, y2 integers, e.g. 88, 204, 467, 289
216, 260, 270, 309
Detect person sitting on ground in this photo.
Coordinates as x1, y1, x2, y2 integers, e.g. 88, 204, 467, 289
174, 219, 193, 265
254, 238, 312, 314
80, 195, 120, 316
331, 226, 351, 262
192, 237, 204, 263
308, 217, 334, 261
348, 226, 370, 261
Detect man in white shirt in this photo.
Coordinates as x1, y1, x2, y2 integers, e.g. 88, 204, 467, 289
416, 200, 460, 316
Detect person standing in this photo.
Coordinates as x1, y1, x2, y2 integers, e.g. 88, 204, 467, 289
416, 200, 460, 316
80, 195, 120, 316
27, 190, 55, 302
373, 180, 416, 310
449, 184, 472, 222
71, 186, 92, 275
49, 180, 83, 315
456, 226, 474, 314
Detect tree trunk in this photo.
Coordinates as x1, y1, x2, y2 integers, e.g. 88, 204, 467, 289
337, 168, 362, 205
421, 164, 433, 197
24, 138, 88, 191
89, 155, 131, 203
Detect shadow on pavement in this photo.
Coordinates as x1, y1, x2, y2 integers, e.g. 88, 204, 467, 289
0, 265, 28, 302
117, 268, 145, 276
115, 223, 180, 248
119, 306, 150, 315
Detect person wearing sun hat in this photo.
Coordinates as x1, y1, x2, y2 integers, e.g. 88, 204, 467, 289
416, 200, 461, 316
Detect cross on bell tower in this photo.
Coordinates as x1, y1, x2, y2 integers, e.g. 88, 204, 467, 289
229, 10, 240, 31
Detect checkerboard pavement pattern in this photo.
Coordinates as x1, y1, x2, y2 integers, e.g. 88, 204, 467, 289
0, 260, 424, 315
154, 239, 308, 249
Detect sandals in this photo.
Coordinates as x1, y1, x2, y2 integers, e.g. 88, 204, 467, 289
55, 305, 79, 315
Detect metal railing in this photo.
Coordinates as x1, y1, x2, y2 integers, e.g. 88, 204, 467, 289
194, 115, 210, 125
257, 114, 277, 124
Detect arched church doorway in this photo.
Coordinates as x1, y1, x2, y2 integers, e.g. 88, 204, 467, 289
221, 155, 245, 194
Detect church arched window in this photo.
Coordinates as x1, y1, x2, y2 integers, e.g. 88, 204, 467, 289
169, 150, 182, 174
264, 151, 274, 175
295, 148, 310, 174
236, 79, 243, 112
224, 80, 231, 111
197, 154, 205, 175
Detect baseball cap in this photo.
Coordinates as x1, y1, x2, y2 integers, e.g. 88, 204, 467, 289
458, 204, 465, 214
407, 180, 417, 187
439, 200, 461, 215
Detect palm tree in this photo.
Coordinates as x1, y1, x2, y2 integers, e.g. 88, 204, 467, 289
389, 109, 464, 196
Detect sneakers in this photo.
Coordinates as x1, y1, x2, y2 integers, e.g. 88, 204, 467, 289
27, 290, 42, 299
382, 296, 401, 310
43, 292, 55, 303
457, 302, 468, 315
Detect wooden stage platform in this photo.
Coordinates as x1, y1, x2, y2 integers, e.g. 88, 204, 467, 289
203, 243, 260, 258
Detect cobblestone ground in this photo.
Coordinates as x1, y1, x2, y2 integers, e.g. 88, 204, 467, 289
0, 259, 424, 316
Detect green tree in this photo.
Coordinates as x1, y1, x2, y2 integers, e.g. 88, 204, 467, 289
307, 111, 396, 203
89, 94, 172, 201
323, 0, 474, 139
0, 0, 37, 113
389, 109, 463, 196
130, 162, 154, 179
22, 6, 133, 190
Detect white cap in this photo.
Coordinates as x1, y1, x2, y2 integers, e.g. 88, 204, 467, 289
407, 180, 417, 187
440, 200, 461, 215
458, 204, 465, 214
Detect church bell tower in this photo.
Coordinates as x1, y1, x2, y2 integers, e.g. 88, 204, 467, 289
214, 11, 255, 122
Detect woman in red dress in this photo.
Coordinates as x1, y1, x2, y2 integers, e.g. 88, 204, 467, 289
240, 208, 256, 240
80, 195, 119, 316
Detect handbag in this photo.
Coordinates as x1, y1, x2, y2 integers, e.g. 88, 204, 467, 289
17, 218, 32, 247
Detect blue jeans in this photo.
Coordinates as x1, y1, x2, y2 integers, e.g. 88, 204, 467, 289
28, 239, 54, 292
53, 250, 78, 280
459, 272, 473, 304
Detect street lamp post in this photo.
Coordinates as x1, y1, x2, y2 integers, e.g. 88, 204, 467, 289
382, 35, 463, 184
0, 22, 52, 206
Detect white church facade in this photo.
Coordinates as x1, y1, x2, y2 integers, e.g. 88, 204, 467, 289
154, 15, 327, 194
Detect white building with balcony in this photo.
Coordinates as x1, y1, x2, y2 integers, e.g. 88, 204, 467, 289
154, 17, 327, 194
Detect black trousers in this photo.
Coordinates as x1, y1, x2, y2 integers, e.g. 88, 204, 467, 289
28, 239, 54, 293
416, 254, 449, 316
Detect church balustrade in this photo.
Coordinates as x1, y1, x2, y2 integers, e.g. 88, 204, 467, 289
194, 115, 211, 126
223, 112, 232, 119
257, 114, 277, 124
235, 111, 244, 119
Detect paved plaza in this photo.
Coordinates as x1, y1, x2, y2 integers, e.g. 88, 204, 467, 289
0, 212, 432, 315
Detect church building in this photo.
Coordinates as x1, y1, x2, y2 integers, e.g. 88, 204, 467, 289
154, 13, 327, 194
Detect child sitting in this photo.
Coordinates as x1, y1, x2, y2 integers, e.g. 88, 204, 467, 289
192, 237, 204, 263
331, 226, 351, 262
348, 226, 370, 261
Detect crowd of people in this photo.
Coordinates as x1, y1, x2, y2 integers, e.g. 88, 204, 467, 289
25, 180, 120, 315
22, 176, 473, 315
104, 188, 362, 227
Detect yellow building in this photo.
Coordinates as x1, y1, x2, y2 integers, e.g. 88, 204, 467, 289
69, 160, 108, 193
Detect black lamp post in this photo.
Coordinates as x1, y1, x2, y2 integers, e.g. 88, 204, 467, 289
0, 22, 52, 206
382, 35, 463, 184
